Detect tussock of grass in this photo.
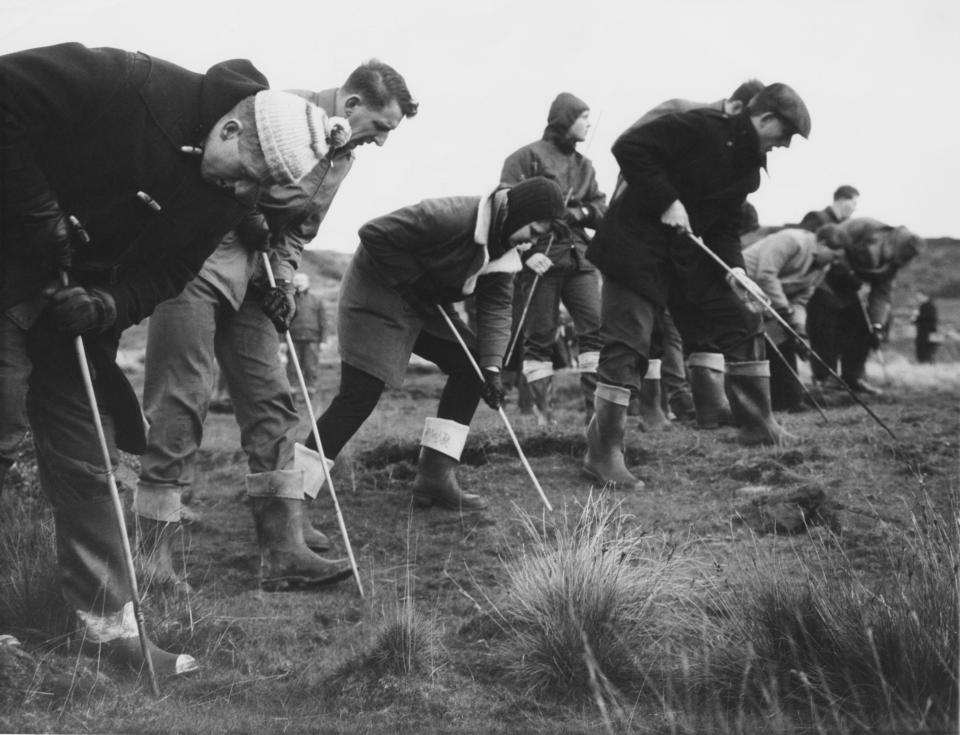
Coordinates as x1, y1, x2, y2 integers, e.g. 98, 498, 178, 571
488, 495, 697, 704
698, 497, 958, 732
366, 600, 443, 677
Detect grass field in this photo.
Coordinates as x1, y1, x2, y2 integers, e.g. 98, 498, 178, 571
1, 340, 957, 733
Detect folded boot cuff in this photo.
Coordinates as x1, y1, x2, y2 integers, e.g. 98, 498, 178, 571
421, 417, 469, 460
645, 359, 662, 380
688, 352, 726, 372
245, 469, 304, 500
726, 360, 770, 377
595, 382, 631, 406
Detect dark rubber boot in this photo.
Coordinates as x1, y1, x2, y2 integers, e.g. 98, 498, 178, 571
583, 383, 644, 490
247, 470, 353, 592
688, 352, 735, 429
636, 359, 670, 432
411, 418, 487, 510
726, 361, 796, 446
301, 516, 332, 553
55, 497, 198, 678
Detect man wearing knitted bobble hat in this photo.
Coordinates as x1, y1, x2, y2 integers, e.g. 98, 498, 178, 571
0, 42, 326, 679
134, 60, 418, 597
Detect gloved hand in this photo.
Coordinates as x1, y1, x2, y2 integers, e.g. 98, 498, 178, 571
236, 211, 271, 252
480, 368, 505, 410
23, 194, 73, 270
261, 279, 296, 332
46, 285, 117, 336
777, 307, 806, 339
394, 277, 438, 318
868, 323, 884, 350
564, 204, 590, 226
725, 267, 770, 306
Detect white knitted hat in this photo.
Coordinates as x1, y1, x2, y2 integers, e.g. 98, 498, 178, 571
254, 91, 349, 184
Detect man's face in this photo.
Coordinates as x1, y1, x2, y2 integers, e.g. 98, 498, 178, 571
752, 113, 794, 153
342, 95, 404, 149
834, 196, 858, 221
568, 111, 591, 143
200, 119, 262, 204
812, 244, 840, 267
507, 219, 553, 248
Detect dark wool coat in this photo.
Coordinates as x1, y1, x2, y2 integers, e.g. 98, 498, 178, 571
587, 109, 764, 307
500, 138, 606, 272
353, 195, 515, 371
0, 43, 267, 330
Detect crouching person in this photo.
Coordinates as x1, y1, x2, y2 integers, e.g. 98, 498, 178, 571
301, 178, 564, 511
0, 43, 326, 677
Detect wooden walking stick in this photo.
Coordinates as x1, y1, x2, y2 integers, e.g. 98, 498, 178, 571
436, 306, 554, 511
261, 254, 364, 596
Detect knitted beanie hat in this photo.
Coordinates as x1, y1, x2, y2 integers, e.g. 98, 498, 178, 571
544, 92, 589, 137
254, 91, 346, 185
502, 177, 565, 239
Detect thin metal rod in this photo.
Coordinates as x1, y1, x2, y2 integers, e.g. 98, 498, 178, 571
436, 306, 553, 511
61, 270, 161, 697
684, 232, 899, 442
763, 334, 829, 423
261, 254, 364, 596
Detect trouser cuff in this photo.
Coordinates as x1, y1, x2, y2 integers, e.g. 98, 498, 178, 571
245, 469, 304, 500
421, 417, 468, 460
133, 482, 182, 523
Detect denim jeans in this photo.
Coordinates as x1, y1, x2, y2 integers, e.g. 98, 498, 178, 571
136, 275, 299, 520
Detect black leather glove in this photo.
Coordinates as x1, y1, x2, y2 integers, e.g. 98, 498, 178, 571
22, 193, 73, 270
261, 279, 296, 332
236, 211, 271, 251
46, 286, 116, 336
480, 368, 505, 410
394, 277, 438, 318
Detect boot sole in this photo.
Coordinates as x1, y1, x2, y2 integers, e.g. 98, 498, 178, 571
260, 568, 354, 592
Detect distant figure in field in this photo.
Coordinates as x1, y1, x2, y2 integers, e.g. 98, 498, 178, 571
500, 92, 607, 426
806, 218, 925, 395
743, 224, 850, 411
799, 185, 860, 231
912, 293, 940, 364
287, 273, 327, 397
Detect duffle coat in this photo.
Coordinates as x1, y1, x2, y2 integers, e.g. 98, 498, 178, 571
0, 42, 267, 330
340, 194, 516, 387
587, 109, 764, 308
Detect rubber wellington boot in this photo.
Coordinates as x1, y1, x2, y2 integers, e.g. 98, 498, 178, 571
411, 418, 487, 510
523, 360, 554, 427
688, 352, 735, 429
583, 383, 644, 490
55, 497, 198, 678
246, 470, 353, 591
636, 359, 670, 432
726, 361, 796, 446
135, 516, 193, 595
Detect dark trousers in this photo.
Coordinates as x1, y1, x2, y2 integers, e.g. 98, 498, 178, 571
806, 289, 870, 384
520, 266, 602, 364
312, 332, 482, 459
597, 277, 763, 394
768, 339, 803, 410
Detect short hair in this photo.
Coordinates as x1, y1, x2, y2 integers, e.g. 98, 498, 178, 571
343, 60, 418, 118
730, 79, 765, 105
833, 185, 860, 201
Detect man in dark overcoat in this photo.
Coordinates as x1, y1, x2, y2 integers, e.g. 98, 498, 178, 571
0, 42, 325, 676
584, 83, 811, 489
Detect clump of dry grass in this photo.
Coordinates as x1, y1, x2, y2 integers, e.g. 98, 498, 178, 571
488, 495, 699, 706
695, 496, 958, 733
366, 598, 443, 677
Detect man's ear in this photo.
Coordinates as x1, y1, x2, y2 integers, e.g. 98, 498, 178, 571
343, 94, 363, 118
220, 118, 244, 140
726, 100, 744, 115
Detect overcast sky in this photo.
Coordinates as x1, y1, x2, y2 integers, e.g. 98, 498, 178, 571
3, 0, 958, 251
